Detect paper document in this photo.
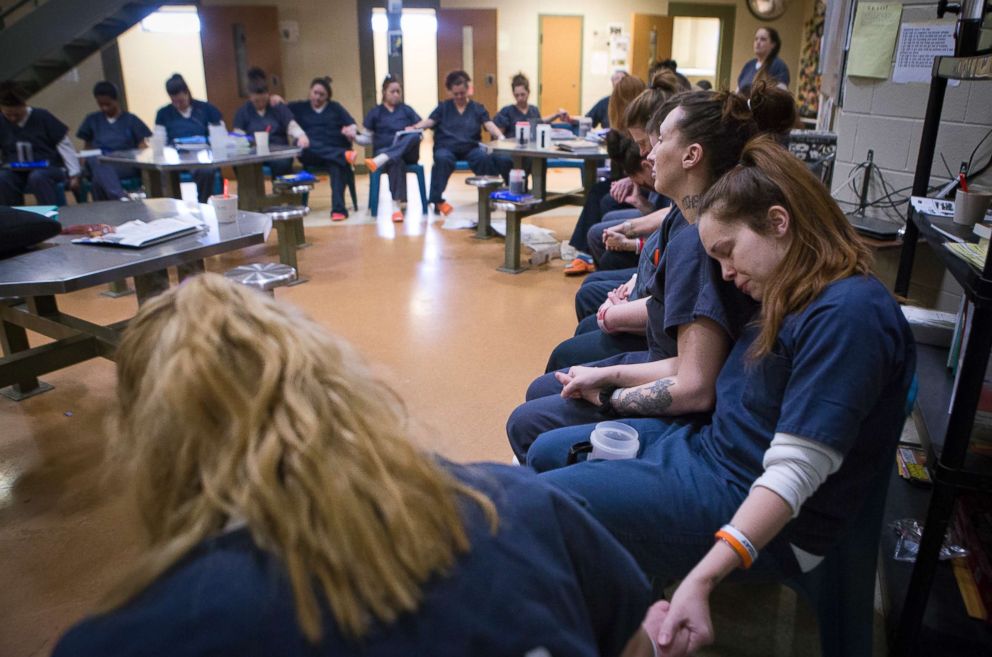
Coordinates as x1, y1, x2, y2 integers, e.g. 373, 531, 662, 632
893, 21, 955, 84
848, 3, 903, 79
71, 215, 205, 248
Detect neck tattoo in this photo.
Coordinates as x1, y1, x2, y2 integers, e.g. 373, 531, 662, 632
681, 194, 701, 210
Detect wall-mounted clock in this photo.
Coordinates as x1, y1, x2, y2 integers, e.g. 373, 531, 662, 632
747, 0, 788, 21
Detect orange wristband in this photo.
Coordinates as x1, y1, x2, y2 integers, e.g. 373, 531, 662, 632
715, 527, 755, 569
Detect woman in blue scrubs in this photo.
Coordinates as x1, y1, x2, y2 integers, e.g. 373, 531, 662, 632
77, 81, 152, 200
506, 89, 797, 461
737, 27, 790, 92
233, 67, 309, 178
492, 73, 567, 136
50, 274, 654, 657
154, 74, 223, 203
530, 138, 915, 656
410, 70, 508, 216
362, 75, 421, 222
288, 77, 358, 221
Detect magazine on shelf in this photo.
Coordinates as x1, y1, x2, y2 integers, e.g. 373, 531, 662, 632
71, 215, 205, 248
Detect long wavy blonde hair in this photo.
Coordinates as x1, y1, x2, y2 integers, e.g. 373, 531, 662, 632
101, 273, 497, 641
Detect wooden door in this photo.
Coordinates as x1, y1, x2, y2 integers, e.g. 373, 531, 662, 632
436, 8, 498, 119
630, 14, 674, 82
538, 15, 582, 116
199, 5, 284, 126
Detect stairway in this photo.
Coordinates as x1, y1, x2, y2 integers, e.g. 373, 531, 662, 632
0, 0, 183, 96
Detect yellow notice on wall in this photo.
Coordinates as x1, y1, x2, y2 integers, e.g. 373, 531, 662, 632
848, 3, 904, 79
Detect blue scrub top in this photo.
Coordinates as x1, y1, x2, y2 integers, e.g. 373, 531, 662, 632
586, 96, 610, 129
50, 462, 651, 657
737, 57, 791, 89
363, 103, 421, 154
644, 221, 757, 360
493, 104, 541, 135
701, 275, 915, 554
630, 205, 682, 302
0, 107, 68, 165
154, 99, 223, 143
288, 100, 355, 163
233, 102, 296, 147
428, 99, 491, 151
76, 112, 152, 153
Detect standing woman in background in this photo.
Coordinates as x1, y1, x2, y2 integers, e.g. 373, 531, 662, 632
154, 74, 222, 203
289, 76, 358, 221
362, 75, 421, 223
77, 81, 151, 201
233, 67, 309, 178
737, 27, 790, 92
492, 73, 567, 136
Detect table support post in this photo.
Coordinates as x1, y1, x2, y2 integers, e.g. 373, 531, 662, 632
475, 187, 494, 240
498, 208, 526, 274
177, 260, 205, 282
0, 301, 53, 400
101, 279, 134, 298
234, 164, 267, 211
133, 269, 171, 306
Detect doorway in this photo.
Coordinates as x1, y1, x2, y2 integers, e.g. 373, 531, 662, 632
371, 8, 438, 119
538, 15, 583, 116
667, 2, 735, 90
630, 15, 673, 83
436, 8, 498, 115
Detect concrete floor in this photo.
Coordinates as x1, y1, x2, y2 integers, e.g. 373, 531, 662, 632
1, 163, 853, 656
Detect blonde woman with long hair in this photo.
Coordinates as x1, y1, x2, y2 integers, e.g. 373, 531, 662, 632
52, 274, 654, 657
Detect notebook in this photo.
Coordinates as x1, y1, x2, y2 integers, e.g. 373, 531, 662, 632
71, 215, 205, 248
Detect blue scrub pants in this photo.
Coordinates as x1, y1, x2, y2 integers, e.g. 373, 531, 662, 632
0, 167, 65, 206
545, 316, 648, 373
429, 144, 509, 205
186, 168, 219, 203
505, 351, 651, 461
302, 147, 352, 216
588, 209, 641, 271
569, 180, 629, 253
574, 269, 635, 321
376, 132, 421, 202
86, 161, 141, 201
264, 158, 294, 178
530, 418, 801, 585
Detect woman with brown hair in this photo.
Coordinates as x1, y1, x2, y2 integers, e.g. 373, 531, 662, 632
51, 274, 653, 657
529, 136, 915, 655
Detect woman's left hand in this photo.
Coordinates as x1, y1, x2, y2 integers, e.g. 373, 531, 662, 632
605, 232, 638, 252
296, 134, 310, 149
644, 579, 716, 657
341, 125, 358, 140
556, 366, 607, 405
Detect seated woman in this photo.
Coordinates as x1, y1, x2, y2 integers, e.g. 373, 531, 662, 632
530, 137, 915, 656
233, 67, 309, 178
154, 74, 222, 203
50, 274, 654, 657
0, 81, 80, 206
288, 77, 358, 221
506, 88, 791, 461
77, 81, 152, 201
410, 70, 509, 216
492, 73, 567, 136
362, 75, 422, 223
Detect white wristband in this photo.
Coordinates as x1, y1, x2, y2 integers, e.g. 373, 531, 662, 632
721, 524, 759, 565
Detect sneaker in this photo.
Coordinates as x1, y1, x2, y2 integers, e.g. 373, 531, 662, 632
435, 201, 454, 216
391, 210, 404, 223
345, 150, 357, 165
564, 256, 595, 276
364, 157, 379, 173
331, 211, 347, 222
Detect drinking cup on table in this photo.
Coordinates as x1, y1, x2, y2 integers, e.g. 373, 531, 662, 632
254, 131, 270, 155
954, 188, 992, 226
180, 182, 199, 208
509, 169, 526, 195
535, 124, 552, 149
208, 124, 229, 153
208, 194, 239, 224
578, 117, 593, 138
515, 122, 529, 146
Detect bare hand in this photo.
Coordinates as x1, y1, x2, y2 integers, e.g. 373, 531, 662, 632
341, 125, 358, 140
645, 580, 715, 657
605, 232, 638, 252
555, 366, 607, 405
610, 177, 635, 204
296, 134, 310, 149
269, 94, 286, 106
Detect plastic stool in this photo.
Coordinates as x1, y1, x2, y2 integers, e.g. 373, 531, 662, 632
368, 163, 429, 216
263, 205, 310, 285
224, 262, 297, 297
465, 176, 504, 240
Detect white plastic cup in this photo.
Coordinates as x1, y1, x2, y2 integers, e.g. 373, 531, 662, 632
151, 133, 167, 156
578, 117, 593, 138
535, 124, 552, 149
954, 188, 992, 226
180, 182, 199, 208
515, 121, 529, 146
589, 421, 639, 460
208, 194, 239, 224
208, 124, 229, 153
254, 131, 270, 155
509, 168, 526, 195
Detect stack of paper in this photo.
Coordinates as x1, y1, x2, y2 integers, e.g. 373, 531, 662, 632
71, 215, 205, 248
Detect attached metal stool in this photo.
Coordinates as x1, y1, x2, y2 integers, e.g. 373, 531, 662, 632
263, 205, 310, 285
224, 263, 297, 297
465, 175, 504, 240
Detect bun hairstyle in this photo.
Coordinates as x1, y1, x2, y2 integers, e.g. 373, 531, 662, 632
646, 85, 798, 182
310, 76, 332, 98
510, 73, 529, 92
622, 69, 682, 131
247, 67, 268, 95
607, 74, 647, 132
444, 69, 471, 90
165, 74, 191, 97
92, 80, 120, 100
381, 73, 401, 94
745, 80, 798, 142
700, 135, 872, 359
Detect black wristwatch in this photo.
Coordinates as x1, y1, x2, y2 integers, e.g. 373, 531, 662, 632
598, 387, 619, 415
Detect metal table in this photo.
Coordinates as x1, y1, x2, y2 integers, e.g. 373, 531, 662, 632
0, 198, 271, 400
100, 144, 302, 211
488, 139, 607, 273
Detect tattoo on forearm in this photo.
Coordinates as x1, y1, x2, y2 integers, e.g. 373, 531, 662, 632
615, 378, 675, 416
681, 195, 701, 210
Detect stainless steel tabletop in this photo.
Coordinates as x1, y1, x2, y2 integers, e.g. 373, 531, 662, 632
489, 139, 608, 159
0, 198, 271, 297
99, 144, 301, 170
